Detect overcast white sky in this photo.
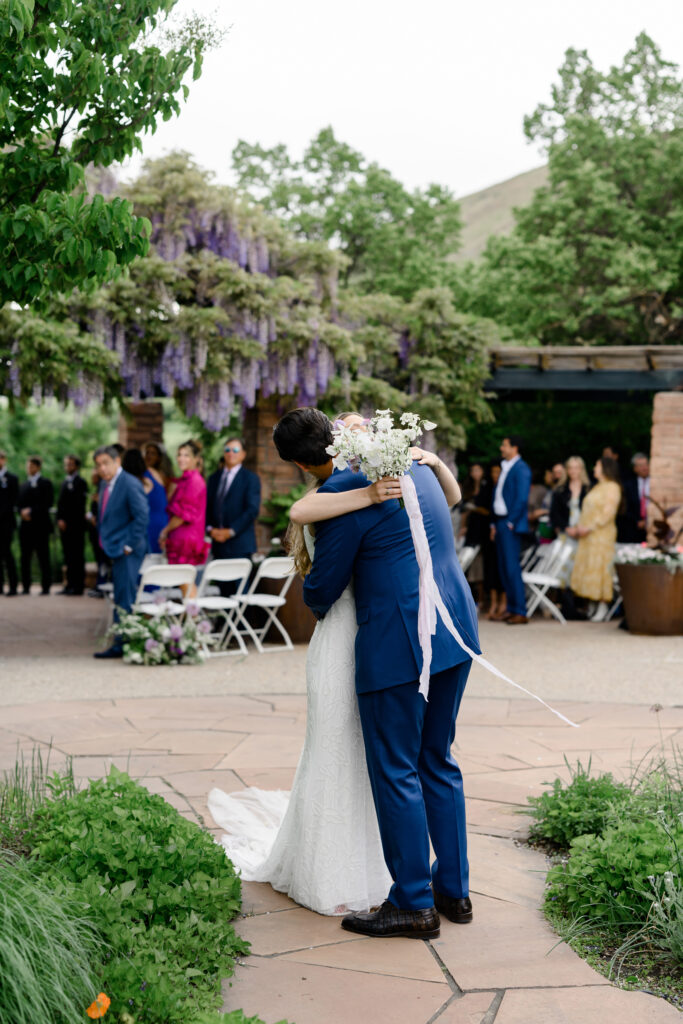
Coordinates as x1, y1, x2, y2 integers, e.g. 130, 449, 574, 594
124, 0, 682, 198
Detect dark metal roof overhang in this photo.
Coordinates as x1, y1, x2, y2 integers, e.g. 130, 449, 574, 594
486, 346, 683, 393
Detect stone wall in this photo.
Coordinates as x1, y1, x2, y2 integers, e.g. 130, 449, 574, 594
118, 402, 164, 449
649, 391, 683, 546
243, 397, 303, 552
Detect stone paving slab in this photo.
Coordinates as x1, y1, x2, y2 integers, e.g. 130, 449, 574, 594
494, 986, 682, 1023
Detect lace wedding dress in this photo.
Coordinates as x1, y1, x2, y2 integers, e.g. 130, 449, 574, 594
208, 529, 391, 916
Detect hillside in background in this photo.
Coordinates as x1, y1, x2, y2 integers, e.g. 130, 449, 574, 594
455, 165, 548, 262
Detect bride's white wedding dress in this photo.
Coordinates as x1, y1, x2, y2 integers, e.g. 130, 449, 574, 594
208, 530, 391, 916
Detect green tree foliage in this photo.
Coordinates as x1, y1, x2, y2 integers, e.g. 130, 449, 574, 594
458, 34, 683, 346
0, 0, 218, 306
232, 127, 462, 300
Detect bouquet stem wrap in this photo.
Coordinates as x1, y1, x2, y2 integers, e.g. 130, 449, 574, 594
401, 474, 579, 728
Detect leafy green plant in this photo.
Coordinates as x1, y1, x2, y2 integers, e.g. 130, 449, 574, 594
28, 765, 248, 1023
0, 745, 76, 854
260, 483, 308, 537
546, 816, 683, 925
525, 758, 630, 848
0, 854, 103, 1024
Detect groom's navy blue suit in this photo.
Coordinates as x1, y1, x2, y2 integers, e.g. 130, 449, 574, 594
303, 462, 481, 910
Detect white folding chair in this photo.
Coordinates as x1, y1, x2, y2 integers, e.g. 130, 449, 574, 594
458, 544, 480, 573
234, 556, 296, 653
522, 541, 574, 624
133, 563, 196, 618
194, 558, 253, 656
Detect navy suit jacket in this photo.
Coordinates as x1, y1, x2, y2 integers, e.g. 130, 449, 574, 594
98, 471, 149, 560
499, 459, 532, 534
303, 463, 481, 695
206, 465, 261, 557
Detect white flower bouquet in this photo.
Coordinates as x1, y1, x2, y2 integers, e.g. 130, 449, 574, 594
327, 409, 437, 497
614, 544, 683, 574
107, 607, 215, 665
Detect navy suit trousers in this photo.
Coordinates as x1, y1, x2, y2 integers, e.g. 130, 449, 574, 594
357, 661, 471, 910
111, 551, 144, 649
495, 524, 527, 616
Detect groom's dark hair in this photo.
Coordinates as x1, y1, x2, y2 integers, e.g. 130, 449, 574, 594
273, 408, 333, 465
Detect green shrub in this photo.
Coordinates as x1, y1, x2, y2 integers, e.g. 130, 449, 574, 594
0, 854, 103, 1024
525, 759, 630, 848
546, 817, 683, 925
28, 765, 249, 1023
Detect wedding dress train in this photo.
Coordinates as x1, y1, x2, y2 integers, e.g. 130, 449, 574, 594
208, 579, 391, 916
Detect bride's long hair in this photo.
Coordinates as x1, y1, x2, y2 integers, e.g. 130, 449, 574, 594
286, 411, 362, 578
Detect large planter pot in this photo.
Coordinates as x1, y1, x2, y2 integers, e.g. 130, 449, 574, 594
616, 563, 683, 635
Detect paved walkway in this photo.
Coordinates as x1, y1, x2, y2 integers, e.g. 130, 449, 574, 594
1, 594, 682, 1023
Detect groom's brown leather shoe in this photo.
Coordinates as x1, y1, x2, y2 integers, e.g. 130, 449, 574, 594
433, 889, 473, 924
341, 900, 440, 939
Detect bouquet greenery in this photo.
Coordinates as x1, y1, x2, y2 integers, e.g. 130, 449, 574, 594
327, 409, 436, 481
106, 607, 215, 665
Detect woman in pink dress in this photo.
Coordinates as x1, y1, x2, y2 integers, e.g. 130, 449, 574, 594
159, 440, 209, 565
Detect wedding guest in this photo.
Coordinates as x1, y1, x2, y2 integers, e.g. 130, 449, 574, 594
570, 456, 621, 622
159, 440, 208, 566
550, 455, 590, 536
85, 469, 109, 592
621, 452, 650, 543
143, 441, 175, 492
142, 441, 170, 552
56, 454, 88, 595
94, 445, 149, 658
459, 463, 488, 603
491, 436, 532, 624
206, 437, 261, 560
123, 448, 162, 554
18, 457, 54, 596
527, 469, 549, 529
551, 463, 567, 488
484, 463, 505, 620
0, 450, 19, 596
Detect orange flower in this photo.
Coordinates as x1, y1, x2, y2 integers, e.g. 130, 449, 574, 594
86, 993, 111, 1019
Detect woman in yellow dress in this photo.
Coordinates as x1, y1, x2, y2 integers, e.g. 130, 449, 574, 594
570, 456, 622, 621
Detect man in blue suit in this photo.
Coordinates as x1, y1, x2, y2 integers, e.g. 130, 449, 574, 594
93, 445, 149, 659
491, 435, 532, 625
273, 408, 481, 940
206, 438, 261, 559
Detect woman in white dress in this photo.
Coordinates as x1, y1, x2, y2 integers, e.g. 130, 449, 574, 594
208, 416, 461, 916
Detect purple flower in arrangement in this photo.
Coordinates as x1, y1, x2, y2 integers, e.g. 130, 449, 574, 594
198, 619, 212, 634
168, 623, 184, 640
145, 638, 160, 652
185, 601, 199, 617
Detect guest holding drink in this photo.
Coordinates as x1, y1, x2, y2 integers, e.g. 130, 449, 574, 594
159, 440, 208, 565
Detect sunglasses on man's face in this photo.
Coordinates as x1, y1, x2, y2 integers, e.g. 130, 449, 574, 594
224, 445, 242, 453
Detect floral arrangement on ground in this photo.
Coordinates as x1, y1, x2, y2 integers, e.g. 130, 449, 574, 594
107, 607, 215, 665
525, 740, 683, 1009
0, 751, 291, 1024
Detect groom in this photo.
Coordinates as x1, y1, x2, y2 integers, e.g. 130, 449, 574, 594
273, 408, 481, 938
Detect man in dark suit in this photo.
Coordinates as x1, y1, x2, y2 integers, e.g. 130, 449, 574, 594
0, 449, 19, 595
206, 437, 261, 560
620, 452, 650, 543
18, 456, 54, 595
274, 407, 480, 939
491, 435, 532, 624
56, 454, 88, 595
94, 445, 149, 658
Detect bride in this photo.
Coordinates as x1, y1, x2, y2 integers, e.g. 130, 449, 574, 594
208, 413, 461, 916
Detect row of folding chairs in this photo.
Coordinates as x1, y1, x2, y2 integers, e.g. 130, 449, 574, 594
133, 556, 296, 656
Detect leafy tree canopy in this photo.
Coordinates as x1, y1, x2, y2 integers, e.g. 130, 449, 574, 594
457, 34, 683, 346
231, 127, 462, 301
0, 0, 219, 306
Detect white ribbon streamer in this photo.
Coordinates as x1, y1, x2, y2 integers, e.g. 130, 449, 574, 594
401, 474, 579, 728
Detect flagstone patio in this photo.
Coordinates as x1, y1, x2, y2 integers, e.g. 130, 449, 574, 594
1, 593, 682, 1023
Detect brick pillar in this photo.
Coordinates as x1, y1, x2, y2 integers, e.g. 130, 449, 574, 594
649, 392, 683, 545
118, 402, 164, 449
243, 397, 304, 553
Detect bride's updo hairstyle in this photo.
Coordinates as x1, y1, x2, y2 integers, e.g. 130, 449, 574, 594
281, 409, 358, 579
272, 407, 333, 467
